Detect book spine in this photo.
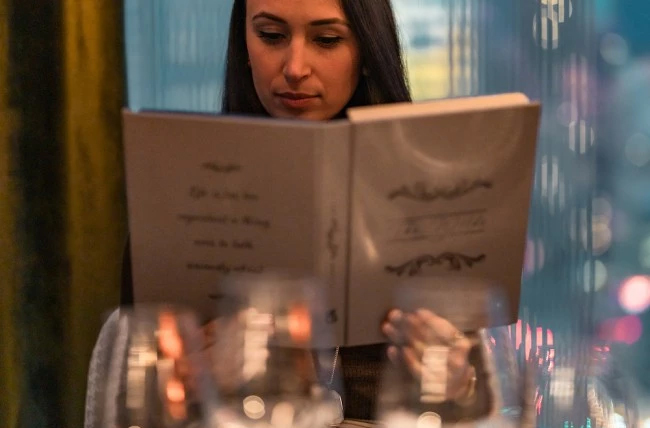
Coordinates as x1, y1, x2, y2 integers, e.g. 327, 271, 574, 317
313, 126, 351, 346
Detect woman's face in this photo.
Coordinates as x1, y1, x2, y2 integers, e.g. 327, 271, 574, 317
245, 0, 361, 120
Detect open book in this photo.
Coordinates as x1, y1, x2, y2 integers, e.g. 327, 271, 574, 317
123, 93, 540, 346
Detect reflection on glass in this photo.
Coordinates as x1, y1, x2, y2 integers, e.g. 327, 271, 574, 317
102, 305, 217, 428
377, 277, 529, 427
207, 274, 341, 428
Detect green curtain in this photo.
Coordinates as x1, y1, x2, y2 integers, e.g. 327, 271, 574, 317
0, 1, 127, 427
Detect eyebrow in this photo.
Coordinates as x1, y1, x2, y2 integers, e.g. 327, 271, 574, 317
252, 12, 350, 27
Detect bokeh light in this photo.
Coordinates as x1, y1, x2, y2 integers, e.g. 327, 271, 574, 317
417, 412, 442, 428
550, 367, 575, 409
509, 320, 554, 362
287, 304, 312, 344
270, 402, 295, 427
556, 102, 578, 127
600, 32, 630, 66
599, 315, 643, 344
540, 0, 573, 23
585, 219, 613, 256
533, 1, 573, 50
524, 238, 546, 276
593, 197, 613, 221
580, 198, 614, 256
609, 413, 628, 428
166, 378, 186, 403
158, 311, 183, 359
618, 275, 650, 314
569, 120, 596, 154
583, 260, 608, 292
624, 132, 650, 167
540, 156, 566, 213
243, 395, 266, 420
640, 236, 650, 269
641, 417, 650, 428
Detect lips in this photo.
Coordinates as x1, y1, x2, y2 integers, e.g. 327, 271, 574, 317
277, 92, 318, 100
276, 92, 319, 109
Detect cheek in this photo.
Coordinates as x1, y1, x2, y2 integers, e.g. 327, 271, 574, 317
248, 46, 278, 85
323, 53, 360, 96
246, 34, 269, 76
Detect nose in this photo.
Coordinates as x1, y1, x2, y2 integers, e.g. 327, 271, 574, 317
283, 41, 311, 83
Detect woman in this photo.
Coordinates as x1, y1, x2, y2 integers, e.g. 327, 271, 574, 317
216, 0, 481, 423
221, 0, 411, 118
122, 0, 480, 423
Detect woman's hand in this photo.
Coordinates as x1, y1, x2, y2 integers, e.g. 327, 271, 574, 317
381, 308, 476, 403
200, 312, 251, 394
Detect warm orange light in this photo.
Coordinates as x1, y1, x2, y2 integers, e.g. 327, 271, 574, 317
166, 378, 186, 403
158, 312, 183, 358
287, 304, 311, 344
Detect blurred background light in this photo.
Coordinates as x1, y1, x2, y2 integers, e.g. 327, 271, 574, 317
540, 156, 566, 213
587, 219, 613, 256
584, 260, 608, 292
600, 32, 630, 66
243, 395, 265, 420
639, 236, 650, 269
557, 102, 578, 127
618, 276, 650, 314
609, 413, 628, 428
524, 239, 546, 276
625, 133, 650, 167
569, 120, 596, 154
270, 402, 295, 427
641, 417, 650, 428
550, 367, 576, 409
593, 197, 614, 222
417, 412, 442, 428
599, 315, 643, 344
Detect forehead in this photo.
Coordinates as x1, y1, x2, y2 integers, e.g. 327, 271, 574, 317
246, 0, 347, 21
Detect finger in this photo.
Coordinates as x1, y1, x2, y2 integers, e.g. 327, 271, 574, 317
415, 309, 462, 345
381, 320, 403, 345
402, 345, 423, 379
386, 345, 401, 366
201, 320, 219, 349
448, 364, 476, 401
202, 319, 218, 336
448, 337, 472, 368
386, 308, 403, 324
404, 312, 429, 344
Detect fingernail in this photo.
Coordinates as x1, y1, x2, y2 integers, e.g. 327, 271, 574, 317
416, 308, 434, 317
388, 309, 402, 322
381, 321, 389, 334
387, 345, 398, 362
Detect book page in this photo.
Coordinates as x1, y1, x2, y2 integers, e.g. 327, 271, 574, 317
123, 112, 349, 331
345, 103, 540, 345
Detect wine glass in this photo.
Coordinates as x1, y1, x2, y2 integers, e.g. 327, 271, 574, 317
98, 305, 218, 428
531, 336, 638, 428
205, 273, 342, 428
377, 276, 527, 428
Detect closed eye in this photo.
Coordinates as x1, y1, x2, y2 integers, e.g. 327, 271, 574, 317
315, 36, 343, 48
258, 30, 285, 44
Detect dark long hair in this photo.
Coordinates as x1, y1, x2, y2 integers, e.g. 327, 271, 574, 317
221, 0, 411, 115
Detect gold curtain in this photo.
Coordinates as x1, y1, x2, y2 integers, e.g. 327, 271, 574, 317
0, 1, 127, 427
0, 0, 20, 425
